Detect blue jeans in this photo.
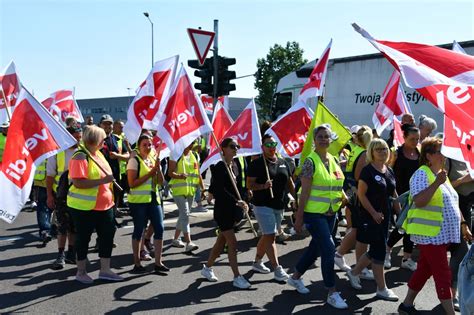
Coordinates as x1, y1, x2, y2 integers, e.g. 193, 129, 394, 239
34, 186, 52, 235
129, 193, 164, 240
296, 212, 337, 289
458, 244, 474, 315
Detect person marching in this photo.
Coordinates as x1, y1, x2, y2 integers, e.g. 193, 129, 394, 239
201, 138, 251, 289
168, 141, 204, 252
127, 133, 169, 273
67, 125, 123, 284
287, 125, 348, 310
247, 134, 296, 282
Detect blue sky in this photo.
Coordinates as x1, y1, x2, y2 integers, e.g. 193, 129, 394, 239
1, 0, 473, 102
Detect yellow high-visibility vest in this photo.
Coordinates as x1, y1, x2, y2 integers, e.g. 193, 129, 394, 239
402, 165, 445, 237
304, 151, 345, 214
169, 152, 199, 197
53, 151, 66, 193
128, 154, 161, 204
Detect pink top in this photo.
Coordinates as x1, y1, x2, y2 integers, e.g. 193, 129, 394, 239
69, 153, 115, 211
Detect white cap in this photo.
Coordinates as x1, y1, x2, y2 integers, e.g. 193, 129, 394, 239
350, 125, 361, 134
1, 122, 10, 128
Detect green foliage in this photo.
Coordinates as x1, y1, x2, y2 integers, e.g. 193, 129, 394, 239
254, 41, 307, 120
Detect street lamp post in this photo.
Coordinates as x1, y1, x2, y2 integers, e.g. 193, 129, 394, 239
143, 12, 154, 67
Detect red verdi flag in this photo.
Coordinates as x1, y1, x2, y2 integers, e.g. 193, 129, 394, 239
266, 100, 313, 158
209, 101, 233, 150
154, 65, 213, 160
0, 88, 77, 223
0, 61, 21, 124
42, 89, 84, 123
200, 99, 261, 173
298, 39, 332, 102
353, 23, 474, 174
123, 55, 178, 144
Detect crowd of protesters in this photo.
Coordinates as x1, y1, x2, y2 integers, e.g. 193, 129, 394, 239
3, 110, 474, 314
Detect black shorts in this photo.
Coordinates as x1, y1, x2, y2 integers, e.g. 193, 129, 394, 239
356, 218, 389, 263
56, 202, 75, 234
214, 206, 242, 232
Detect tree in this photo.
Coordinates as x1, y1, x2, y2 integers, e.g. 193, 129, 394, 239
254, 41, 307, 120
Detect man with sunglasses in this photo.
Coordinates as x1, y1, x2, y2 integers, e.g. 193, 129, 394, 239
247, 134, 296, 282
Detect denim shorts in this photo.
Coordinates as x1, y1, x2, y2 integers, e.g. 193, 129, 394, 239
253, 206, 283, 235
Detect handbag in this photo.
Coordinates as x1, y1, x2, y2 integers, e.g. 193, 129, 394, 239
458, 244, 474, 315
395, 191, 412, 231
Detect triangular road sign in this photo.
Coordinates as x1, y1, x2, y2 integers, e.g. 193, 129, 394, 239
187, 28, 215, 65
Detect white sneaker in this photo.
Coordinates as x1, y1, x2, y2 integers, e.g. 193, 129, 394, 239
273, 265, 290, 281
276, 232, 291, 242
233, 275, 251, 289
201, 264, 218, 282
192, 205, 208, 213
346, 270, 362, 290
334, 254, 351, 272
338, 218, 348, 227
401, 258, 417, 271
288, 276, 310, 294
252, 260, 271, 274
327, 291, 348, 309
185, 242, 199, 252
376, 287, 399, 301
171, 238, 185, 248
360, 268, 375, 280
384, 252, 392, 269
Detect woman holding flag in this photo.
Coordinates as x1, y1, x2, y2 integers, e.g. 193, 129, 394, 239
67, 125, 123, 284
288, 125, 348, 310
127, 133, 169, 274
200, 138, 251, 289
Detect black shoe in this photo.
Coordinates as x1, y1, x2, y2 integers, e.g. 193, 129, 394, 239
52, 253, 66, 270
65, 250, 76, 264
131, 265, 147, 274
41, 231, 52, 244
154, 264, 170, 272
398, 303, 420, 315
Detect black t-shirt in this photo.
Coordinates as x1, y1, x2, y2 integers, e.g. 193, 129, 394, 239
100, 134, 128, 180
247, 156, 291, 210
359, 164, 396, 222
393, 145, 420, 195
209, 160, 242, 216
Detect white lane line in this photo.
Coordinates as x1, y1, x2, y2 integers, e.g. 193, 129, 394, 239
0, 236, 23, 242
122, 217, 179, 229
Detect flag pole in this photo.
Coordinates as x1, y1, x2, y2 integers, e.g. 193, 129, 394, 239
210, 131, 258, 237
0, 89, 12, 122
262, 155, 274, 198
78, 143, 124, 192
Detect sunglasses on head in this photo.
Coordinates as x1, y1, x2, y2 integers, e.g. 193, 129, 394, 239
263, 141, 278, 148
228, 144, 240, 150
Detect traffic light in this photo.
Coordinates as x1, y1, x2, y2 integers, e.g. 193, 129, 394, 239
216, 56, 236, 96
188, 58, 214, 95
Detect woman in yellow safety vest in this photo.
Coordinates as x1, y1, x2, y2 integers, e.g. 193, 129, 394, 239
289, 125, 349, 310
168, 141, 204, 252
67, 125, 122, 284
127, 133, 169, 273
398, 137, 472, 314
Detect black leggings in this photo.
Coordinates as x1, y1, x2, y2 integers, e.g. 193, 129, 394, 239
387, 227, 414, 254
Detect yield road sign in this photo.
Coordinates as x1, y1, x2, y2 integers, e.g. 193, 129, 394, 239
187, 28, 215, 66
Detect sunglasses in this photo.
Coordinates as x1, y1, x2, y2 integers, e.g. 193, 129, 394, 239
263, 141, 278, 148
228, 144, 240, 150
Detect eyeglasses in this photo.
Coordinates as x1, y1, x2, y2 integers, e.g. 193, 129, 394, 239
228, 144, 240, 150
374, 147, 389, 152
263, 141, 278, 148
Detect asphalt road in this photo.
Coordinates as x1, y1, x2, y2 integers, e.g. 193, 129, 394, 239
0, 198, 449, 314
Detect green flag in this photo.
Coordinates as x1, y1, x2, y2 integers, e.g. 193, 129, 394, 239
297, 101, 352, 174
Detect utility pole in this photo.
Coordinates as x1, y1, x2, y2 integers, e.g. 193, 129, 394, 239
212, 19, 218, 107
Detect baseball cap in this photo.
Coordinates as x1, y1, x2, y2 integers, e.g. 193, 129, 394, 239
100, 114, 114, 123
350, 125, 361, 134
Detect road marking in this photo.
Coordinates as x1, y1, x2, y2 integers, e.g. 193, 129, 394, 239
122, 217, 179, 229
0, 236, 23, 242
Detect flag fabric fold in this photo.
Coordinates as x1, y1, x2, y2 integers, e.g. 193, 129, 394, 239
0, 61, 21, 124
123, 55, 178, 144
200, 99, 261, 173
0, 88, 77, 223
372, 70, 412, 135
153, 65, 213, 161
298, 39, 332, 102
42, 89, 84, 124
266, 100, 313, 158
208, 101, 234, 150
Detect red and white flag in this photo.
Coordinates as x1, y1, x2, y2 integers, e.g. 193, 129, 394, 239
208, 101, 234, 150
392, 117, 404, 147
298, 39, 332, 102
0, 61, 21, 124
372, 70, 412, 135
153, 65, 213, 161
453, 40, 467, 55
42, 89, 84, 124
152, 135, 170, 160
201, 95, 229, 115
353, 24, 474, 174
123, 55, 178, 144
0, 88, 77, 223
200, 99, 261, 173
266, 100, 313, 158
